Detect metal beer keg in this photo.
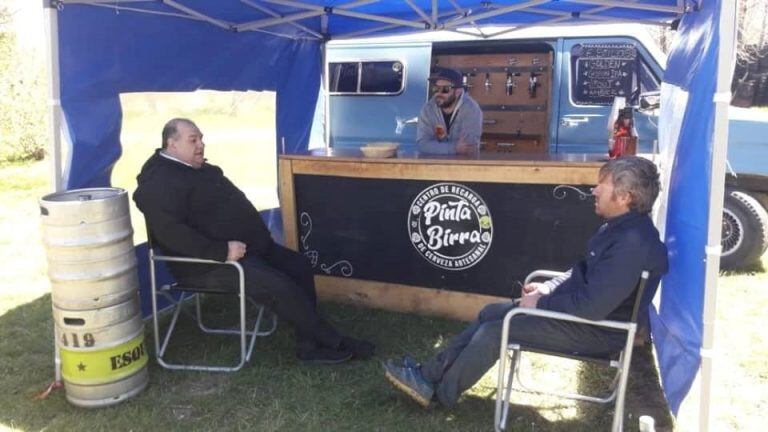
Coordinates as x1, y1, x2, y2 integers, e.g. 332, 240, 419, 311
53, 297, 148, 407
40, 188, 148, 407
40, 188, 137, 310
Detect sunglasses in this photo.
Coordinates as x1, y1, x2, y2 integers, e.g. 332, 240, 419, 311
431, 85, 456, 94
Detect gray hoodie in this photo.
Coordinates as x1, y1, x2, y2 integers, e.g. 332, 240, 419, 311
416, 91, 483, 154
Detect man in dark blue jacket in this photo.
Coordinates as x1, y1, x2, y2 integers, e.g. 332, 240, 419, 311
384, 156, 668, 408
135, 118, 374, 364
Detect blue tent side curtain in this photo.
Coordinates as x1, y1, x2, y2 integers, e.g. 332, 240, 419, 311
48, 0, 728, 427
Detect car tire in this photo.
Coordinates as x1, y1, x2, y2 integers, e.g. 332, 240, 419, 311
720, 190, 768, 269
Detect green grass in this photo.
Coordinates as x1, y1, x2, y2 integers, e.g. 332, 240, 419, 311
1, 293, 674, 432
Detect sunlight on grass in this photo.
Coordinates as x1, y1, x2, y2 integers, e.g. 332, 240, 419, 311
0, 160, 50, 315
676, 253, 768, 431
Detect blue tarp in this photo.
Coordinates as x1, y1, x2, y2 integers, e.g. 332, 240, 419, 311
651, 0, 722, 414
54, 0, 725, 417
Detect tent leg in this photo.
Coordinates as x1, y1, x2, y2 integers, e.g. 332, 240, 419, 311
699, 1, 737, 431
44, 1, 64, 192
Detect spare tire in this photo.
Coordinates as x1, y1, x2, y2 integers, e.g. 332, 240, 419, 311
721, 190, 768, 269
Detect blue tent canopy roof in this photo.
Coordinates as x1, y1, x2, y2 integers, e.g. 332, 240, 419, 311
50, 0, 729, 425
59, 0, 684, 40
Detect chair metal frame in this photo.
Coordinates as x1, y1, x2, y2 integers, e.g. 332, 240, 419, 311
494, 270, 650, 432
148, 246, 277, 372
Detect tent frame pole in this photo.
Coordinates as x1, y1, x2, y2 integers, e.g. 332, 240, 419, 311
44, 0, 63, 386
700, 1, 737, 431
44, 1, 63, 192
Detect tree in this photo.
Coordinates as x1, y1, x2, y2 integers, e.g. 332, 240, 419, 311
0, 5, 47, 162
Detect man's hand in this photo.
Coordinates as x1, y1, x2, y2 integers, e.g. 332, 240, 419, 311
519, 290, 542, 309
522, 282, 543, 295
456, 139, 478, 155
227, 241, 247, 261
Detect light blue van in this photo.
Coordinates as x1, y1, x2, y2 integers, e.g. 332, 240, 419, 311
309, 24, 768, 269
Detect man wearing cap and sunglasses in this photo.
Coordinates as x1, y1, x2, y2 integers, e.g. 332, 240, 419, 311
417, 66, 483, 155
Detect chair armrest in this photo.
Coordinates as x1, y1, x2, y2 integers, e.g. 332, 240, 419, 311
152, 254, 239, 267
151, 254, 245, 284
524, 270, 568, 285
502, 307, 636, 334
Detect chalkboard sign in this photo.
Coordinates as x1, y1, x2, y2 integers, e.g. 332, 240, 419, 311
571, 43, 638, 106
294, 175, 602, 298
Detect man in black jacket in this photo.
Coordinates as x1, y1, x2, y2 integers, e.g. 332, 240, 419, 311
134, 118, 374, 364
383, 156, 668, 407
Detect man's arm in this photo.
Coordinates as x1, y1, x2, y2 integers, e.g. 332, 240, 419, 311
455, 101, 483, 147
416, 103, 455, 155
536, 233, 647, 320
135, 178, 228, 262
523, 269, 572, 296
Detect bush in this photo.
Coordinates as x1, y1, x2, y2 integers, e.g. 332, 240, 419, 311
0, 8, 47, 163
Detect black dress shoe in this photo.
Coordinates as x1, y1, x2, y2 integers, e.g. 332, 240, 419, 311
340, 336, 376, 360
297, 347, 353, 364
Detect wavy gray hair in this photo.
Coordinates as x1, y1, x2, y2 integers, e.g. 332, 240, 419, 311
599, 156, 660, 214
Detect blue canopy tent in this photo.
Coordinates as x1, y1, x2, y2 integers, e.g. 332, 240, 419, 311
43, 1, 733, 429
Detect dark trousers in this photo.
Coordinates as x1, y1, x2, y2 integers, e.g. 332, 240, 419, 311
420, 302, 625, 407
180, 243, 342, 354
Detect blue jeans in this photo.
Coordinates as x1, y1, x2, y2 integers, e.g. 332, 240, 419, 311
420, 302, 625, 407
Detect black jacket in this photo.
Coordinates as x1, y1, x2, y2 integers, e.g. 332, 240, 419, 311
134, 150, 274, 279
537, 210, 669, 322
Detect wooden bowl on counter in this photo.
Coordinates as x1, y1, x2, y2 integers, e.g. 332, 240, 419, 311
360, 142, 399, 158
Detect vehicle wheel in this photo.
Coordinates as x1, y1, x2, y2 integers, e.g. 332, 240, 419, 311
720, 190, 768, 269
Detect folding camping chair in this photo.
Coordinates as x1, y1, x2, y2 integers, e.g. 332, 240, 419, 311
147, 231, 277, 372
494, 270, 650, 432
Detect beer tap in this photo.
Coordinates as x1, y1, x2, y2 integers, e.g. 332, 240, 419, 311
528, 72, 540, 98
484, 73, 492, 94
462, 72, 474, 94
505, 72, 518, 96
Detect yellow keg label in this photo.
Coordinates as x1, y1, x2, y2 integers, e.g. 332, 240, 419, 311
61, 333, 148, 385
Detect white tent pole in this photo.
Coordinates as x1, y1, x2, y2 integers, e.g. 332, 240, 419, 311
240, 0, 324, 38
446, 0, 487, 37
43, 0, 63, 385
431, 0, 438, 24
333, 9, 464, 39
163, 0, 233, 30
238, 10, 325, 31
569, 0, 684, 13
699, 1, 737, 431
443, 0, 550, 28
262, 0, 428, 30
44, 1, 63, 193
522, 5, 673, 27
404, 0, 434, 27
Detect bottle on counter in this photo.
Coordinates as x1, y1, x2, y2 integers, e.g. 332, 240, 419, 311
609, 107, 637, 159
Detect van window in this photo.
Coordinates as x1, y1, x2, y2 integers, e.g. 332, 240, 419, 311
570, 43, 643, 106
329, 62, 359, 93
329, 61, 404, 95
638, 59, 660, 93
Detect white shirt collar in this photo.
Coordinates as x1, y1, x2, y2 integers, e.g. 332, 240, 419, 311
160, 150, 195, 168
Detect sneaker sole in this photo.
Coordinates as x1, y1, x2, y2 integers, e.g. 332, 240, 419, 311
299, 352, 353, 365
385, 370, 432, 408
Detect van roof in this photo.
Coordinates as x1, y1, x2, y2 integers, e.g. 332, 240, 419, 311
329, 22, 667, 66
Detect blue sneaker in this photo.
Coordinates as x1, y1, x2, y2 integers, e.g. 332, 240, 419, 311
383, 358, 434, 408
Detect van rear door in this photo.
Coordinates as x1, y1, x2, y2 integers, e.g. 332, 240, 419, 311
325, 43, 432, 150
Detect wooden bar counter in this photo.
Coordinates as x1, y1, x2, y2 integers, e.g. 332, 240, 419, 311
279, 149, 605, 321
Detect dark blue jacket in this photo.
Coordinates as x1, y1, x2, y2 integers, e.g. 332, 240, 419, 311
536, 210, 668, 322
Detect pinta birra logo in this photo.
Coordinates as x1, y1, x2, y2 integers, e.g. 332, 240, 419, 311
408, 183, 493, 270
